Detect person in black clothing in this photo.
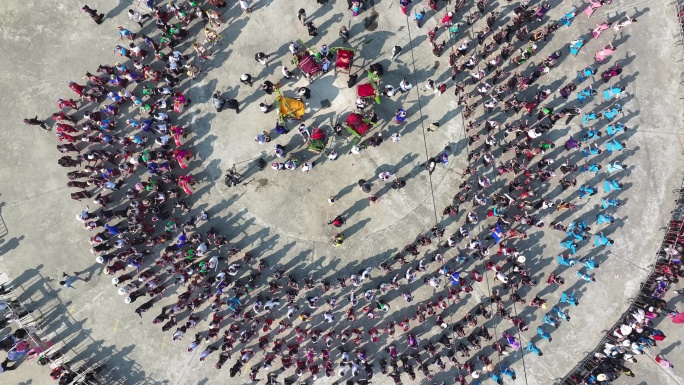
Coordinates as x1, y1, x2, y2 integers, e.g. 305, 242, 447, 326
369, 63, 384, 77
23, 116, 48, 130
225, 99, 240, 114
81, 5, 104, 24
135, 299, 156, 318
347, 73, 358, 88
392, 178, 407, 189
262, 80, 275, 95
306, 21, 318, 36
255, 52, 270, 66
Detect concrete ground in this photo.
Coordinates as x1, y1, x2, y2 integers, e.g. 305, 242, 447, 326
0, 0, 682, 384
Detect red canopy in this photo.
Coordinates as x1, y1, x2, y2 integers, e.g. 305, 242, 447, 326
357, 83, 376, 98
345, 113, 370, 137
297, 53, 322, 77
336, 49, 354, 70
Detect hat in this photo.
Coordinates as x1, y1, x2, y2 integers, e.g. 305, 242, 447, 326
517, 255, 527, 263
471, 370, 480, 378
117, 287, 128, 295
125, 296, 132, 304
111, 277, 119, 285
597, 374, 608, 381
448, 11, 453, 16
240, 74, 249, 80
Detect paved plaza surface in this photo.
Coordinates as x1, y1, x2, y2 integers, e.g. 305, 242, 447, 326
0, 0, 683, 384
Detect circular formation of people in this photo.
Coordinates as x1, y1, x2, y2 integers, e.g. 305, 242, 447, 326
13, 0, 679, 384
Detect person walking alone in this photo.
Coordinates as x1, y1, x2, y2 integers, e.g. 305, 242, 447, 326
60, 272, 90, 289
23, 116, 49, 131
298, 8, 307, 26
391, 45, 402, 60
81, 5, 104, 25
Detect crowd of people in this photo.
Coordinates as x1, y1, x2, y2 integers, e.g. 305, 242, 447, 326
15, 0, 677, 384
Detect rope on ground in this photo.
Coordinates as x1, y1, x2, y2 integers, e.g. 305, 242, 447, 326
403, 12, 441, 227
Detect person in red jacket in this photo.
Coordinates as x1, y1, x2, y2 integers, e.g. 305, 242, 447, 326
328, 215, 345, 227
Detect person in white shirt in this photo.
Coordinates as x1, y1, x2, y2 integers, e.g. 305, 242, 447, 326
129, 43, 143, 57
288, 41, 300, 54
383, 85, 396, 97
297, 124, 310, 139
128, 9, 151, 28
239, 0, 252, 12
527, 127, 542, 139
379, 171, 392, 181
156, 98, 168, 110
154, 112, 169, 122
399, 78, 413, 93
196, 242, 208, 256
422, 79, 435, 91
264, 299, 280, 311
